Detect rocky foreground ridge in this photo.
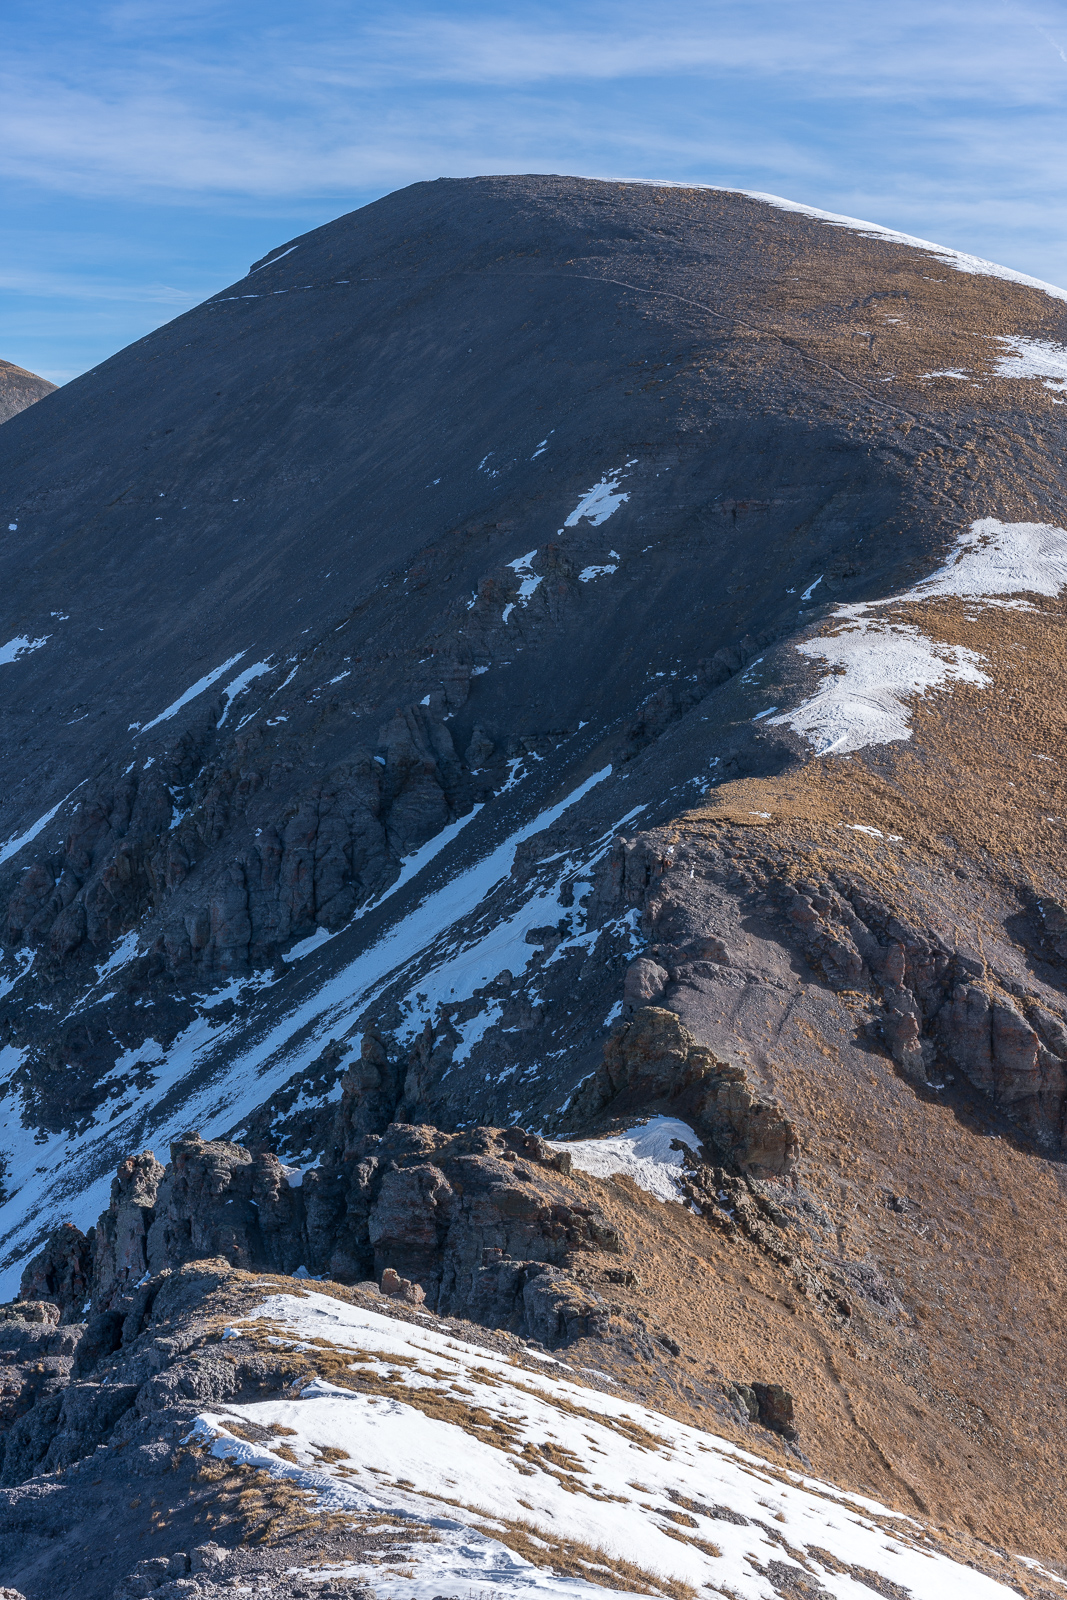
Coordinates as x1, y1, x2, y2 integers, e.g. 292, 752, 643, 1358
0, 1125, 1062, 1600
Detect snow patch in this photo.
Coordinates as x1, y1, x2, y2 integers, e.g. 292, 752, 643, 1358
505, 549, 543, 606
0, 635, 48, 665
563, 463, 636, 528
551, 1116, 699, 1202
772, 519, 1067, 755
900, 518, 1067, 605
993, 335, 1067, 390
137, 653, 245, 736
94, 931, 141, 983
578, 556, 619, 582
451, 999, 506, 1064
772, 624, 987, 755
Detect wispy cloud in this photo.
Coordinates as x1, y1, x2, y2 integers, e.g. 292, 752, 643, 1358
3, 0, 1067, 379
4, 2, 1067, 201
0, 267, 201, 305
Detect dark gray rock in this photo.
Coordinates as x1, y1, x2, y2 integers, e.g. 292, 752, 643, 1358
751, 1381, 798, 1441
92, 1153, 165, 1312
18, 1225, 92, 1323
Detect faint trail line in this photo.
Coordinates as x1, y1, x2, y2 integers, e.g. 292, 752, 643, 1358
502, 265, 955, 446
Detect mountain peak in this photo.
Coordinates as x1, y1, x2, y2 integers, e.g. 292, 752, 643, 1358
2, 177, 1067, 1590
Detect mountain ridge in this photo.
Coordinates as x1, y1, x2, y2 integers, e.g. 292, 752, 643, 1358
0, 359, 56, 426
2, 175, 1067, 1585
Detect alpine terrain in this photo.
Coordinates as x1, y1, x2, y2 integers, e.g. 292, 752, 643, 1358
0, 361, 56, 427
1, 175, 1067, 1600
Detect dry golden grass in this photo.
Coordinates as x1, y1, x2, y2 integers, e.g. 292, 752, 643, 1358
188, 1454, 441, 1553
468, 1512, 696, 1600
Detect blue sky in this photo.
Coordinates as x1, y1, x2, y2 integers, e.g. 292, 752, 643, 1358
4, 0, 1067, 383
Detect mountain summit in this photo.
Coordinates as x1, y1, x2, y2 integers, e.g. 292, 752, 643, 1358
1, 176, 1067, 1591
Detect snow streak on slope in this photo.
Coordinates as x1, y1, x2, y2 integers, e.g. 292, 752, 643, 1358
0, 784, 85, 868
0, 769, 626, 1296
189, 1289, 1031, 1600
134, 653, 246, 735
216, 659, 273, 726
771, 518, 1067, 755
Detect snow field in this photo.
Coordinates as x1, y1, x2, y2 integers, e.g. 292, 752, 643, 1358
772, 519, 1067, 755
189, 1290, 1026, 1600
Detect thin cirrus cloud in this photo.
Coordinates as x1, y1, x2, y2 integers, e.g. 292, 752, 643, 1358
2, 1, 1067, 199
2, 0, 1067, 382
338, 5, 1067, 95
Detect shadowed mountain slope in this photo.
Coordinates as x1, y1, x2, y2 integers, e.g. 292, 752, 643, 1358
3, 177, 1067, 1577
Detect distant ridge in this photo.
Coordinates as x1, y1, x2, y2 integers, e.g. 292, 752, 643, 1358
0, 359, 56, 425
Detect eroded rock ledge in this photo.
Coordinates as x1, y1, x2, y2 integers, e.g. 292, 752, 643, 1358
20, 1123, 620, 1342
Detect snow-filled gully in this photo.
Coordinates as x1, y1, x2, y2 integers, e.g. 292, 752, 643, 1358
0, 769, 641, 1294
188, 1289, 1034, 1600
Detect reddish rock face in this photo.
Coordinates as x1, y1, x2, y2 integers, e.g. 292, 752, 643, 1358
0, 357, 55, 426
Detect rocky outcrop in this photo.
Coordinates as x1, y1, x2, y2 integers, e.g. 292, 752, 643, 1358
91, 1152, 165, 1311
766, 875, 1067, 1146
576, 1005, 799, 1179
750, 1382, 797, 1441
16, 1222, 92, 1322
2, 702, 475, 982
591, 829, 1067, 1153
145, 1135, 304, 1281
19, 1122, 615, 1347
0, 1300, 83, 1433
301, 1122, 616, 1323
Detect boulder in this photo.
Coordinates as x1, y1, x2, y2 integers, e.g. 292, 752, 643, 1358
751, 1381, 798, 1440
18, 1221, 92, 1322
